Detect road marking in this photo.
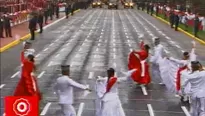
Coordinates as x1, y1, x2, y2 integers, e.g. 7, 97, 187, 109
147, 104, 155, 116
77, 103, 85, 116
40, 102, 52, 115
55, 54, 60, 58
141, 85, 148, 95
43, 48, 48, 52
128, 44, 131, 47
37, 71, 45, 78
11, 71, 20, 78
126, 36, 129, 38
96, 48, 99, 52
60, 48, 66, 52
92, 62, 95, 67
35, 54, 41, 57
113, 63, 116, 68
181, 106, 191, 116
113, 55, 116, 59
49, 43, 54, 46
88, 72, 94, 79
48, 61, 53, 67
0, 84, 5, 89
130, 49, 132, 52
175, 45, 181, 48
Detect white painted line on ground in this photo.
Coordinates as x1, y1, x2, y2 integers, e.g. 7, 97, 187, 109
181, 106, 191, 116
49, 43, 54, 46
113, 55, 116, 59
141, 85, 148, 95
130, 49, 132, 52
92, 62, 95, 67
37, 71, 45, 78
43, 15, 66, 30
127, 40, 130, 43
60, 48, 66, 52
88, 72, 94, 79
40, 102, 52, 115
55, 54, 60, 58
175, 45, 181, 49
11, 71, 20, 78
128, 44, 131, 47
126, 36, 129, 38
113, 48, 116, 52
77, 103, 85, 116
35, 54, 41, 57
0, 84, 5, 89
48, 61, 53, 67
113, 63, 117, 68
147, 104, 155, 116
43, 48, 48, 52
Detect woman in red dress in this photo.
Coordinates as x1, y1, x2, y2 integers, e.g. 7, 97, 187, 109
128, 41, 151, 85
14, 54, 41, 100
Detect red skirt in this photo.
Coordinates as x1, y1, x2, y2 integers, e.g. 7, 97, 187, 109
14, 76, 41, 100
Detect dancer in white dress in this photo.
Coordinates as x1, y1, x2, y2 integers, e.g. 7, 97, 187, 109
97, 68, 136, 116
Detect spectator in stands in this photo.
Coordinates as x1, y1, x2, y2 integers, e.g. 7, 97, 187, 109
38, 10, 44, 34
3, 13, 12, 37
0, 14, 4, 38
194, 14, 200, 37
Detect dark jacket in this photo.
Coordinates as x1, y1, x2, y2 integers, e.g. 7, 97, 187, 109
3, 16, 12, 27
37, 14, 44, 24
29, 17, 37, 30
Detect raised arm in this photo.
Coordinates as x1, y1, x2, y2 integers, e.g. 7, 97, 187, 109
168, 57, 187, 66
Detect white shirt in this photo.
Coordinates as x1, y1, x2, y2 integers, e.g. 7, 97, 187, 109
54, 75, 87, 104
150, 44, 164, 64
183, 71, 205, 98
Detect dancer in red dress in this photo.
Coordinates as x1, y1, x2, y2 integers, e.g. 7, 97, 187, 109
14, 54, 41, 100
128, 41, 151, 85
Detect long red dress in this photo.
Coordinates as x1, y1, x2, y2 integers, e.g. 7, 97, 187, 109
14, 59, 41, 100
128, 42, 151, 85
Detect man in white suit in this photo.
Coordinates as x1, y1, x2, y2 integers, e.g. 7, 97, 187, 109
54, 65, 91, 116
182, 61, 205, 116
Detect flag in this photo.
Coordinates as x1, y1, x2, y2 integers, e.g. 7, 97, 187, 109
4, 96, 39, 116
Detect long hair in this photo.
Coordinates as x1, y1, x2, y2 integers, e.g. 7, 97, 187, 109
107, 68, 115, 84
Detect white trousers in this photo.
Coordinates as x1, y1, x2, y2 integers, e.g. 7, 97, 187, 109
59, 104, 76, 116
190, 97, 205, 116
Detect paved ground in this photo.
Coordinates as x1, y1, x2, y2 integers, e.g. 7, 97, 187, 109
1, 8, 205, 116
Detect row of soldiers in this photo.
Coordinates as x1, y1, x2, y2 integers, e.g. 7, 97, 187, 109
0, 13, 12, 38
28, 0, 93, 40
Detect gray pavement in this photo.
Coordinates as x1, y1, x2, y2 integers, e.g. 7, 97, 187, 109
1, 8, 205, 116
